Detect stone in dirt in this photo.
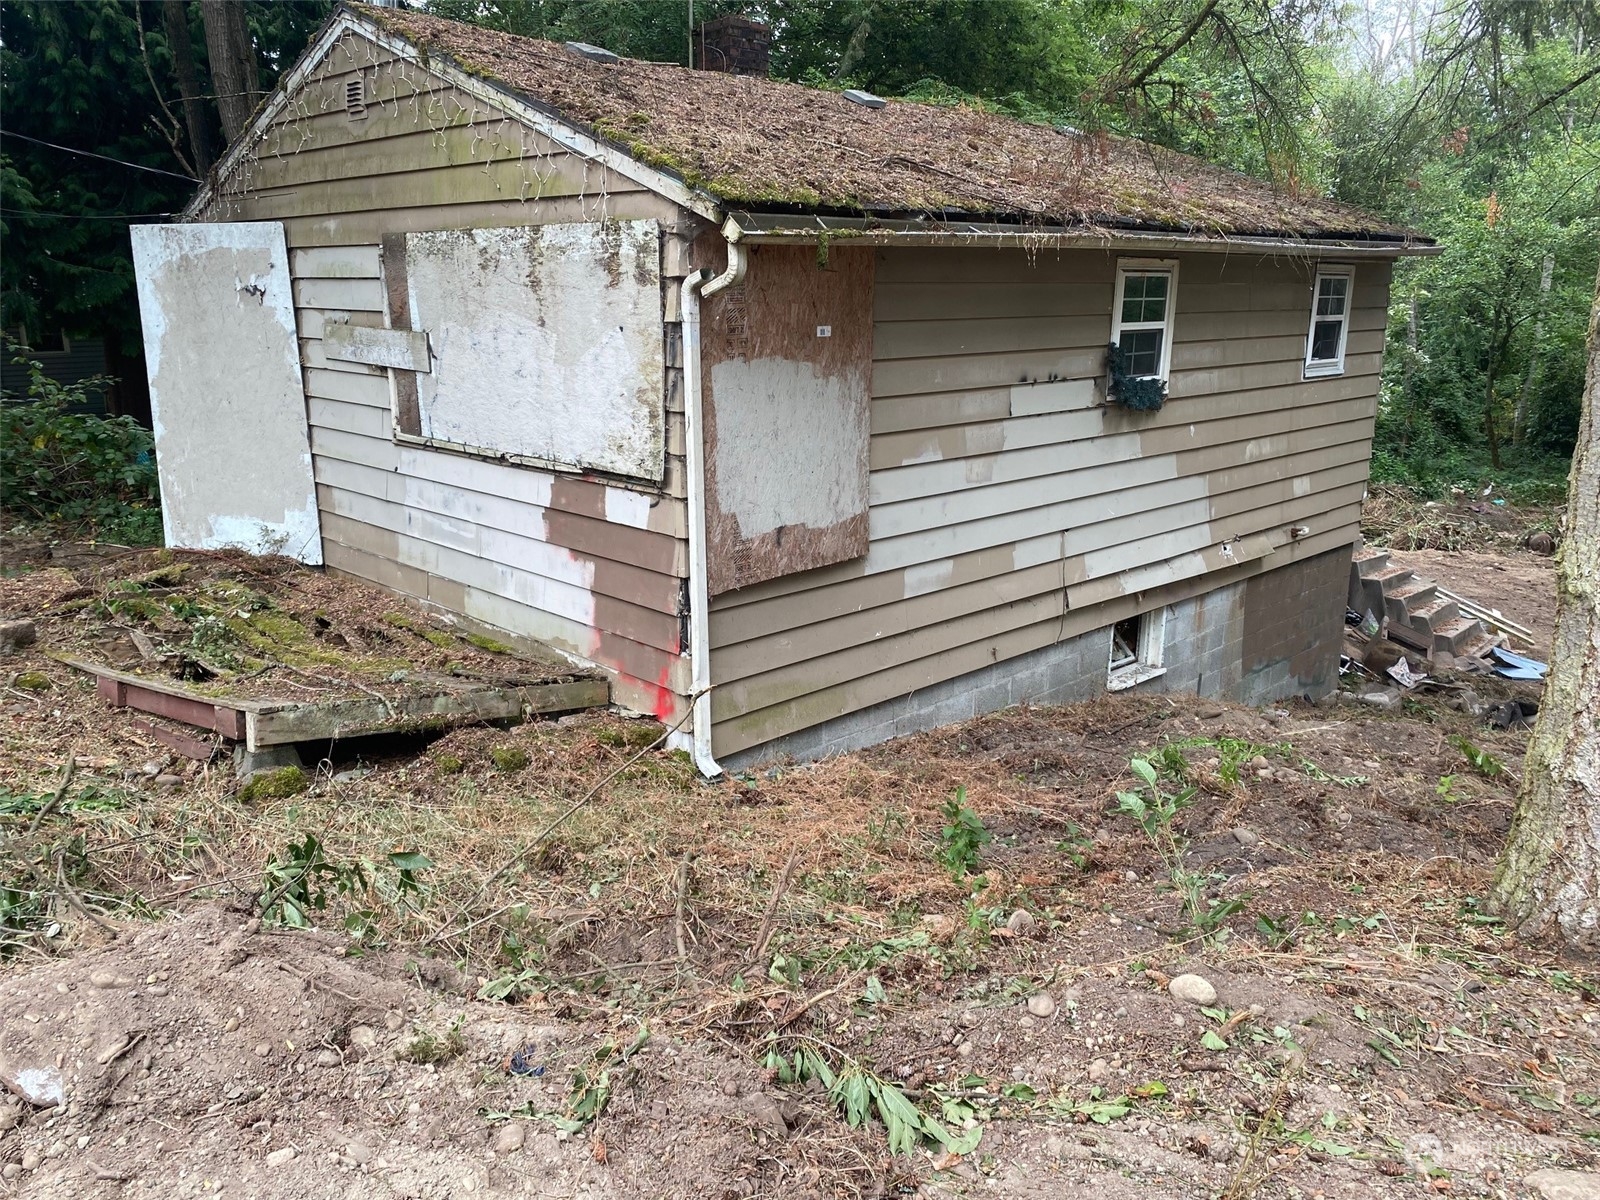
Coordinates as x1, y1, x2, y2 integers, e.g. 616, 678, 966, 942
491, 1122, 525, 1154
0, 1061, 65, 1108
1168, 974, 1218, 1006
1005, 908, 1037, 936
1026, 993, 1056, 1019
1231, 828, 1259, 845
0, 619, 37, 656
1525, 1170, 1600, 1200
265, 1146, 296, 1168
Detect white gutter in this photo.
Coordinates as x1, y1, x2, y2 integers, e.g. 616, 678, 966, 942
680, 217, 747, 778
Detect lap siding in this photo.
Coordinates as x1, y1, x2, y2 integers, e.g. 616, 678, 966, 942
708, 247, 1390, 756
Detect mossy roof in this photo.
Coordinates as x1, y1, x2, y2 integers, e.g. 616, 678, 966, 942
367, 6, 1427, 245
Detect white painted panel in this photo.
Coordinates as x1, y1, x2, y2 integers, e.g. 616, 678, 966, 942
131, 222, 322, 563
324, 324, 431, 372
405, 221, 665, 481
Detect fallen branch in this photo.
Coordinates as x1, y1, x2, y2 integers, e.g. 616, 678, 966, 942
26, 751, 78, 837
749, 848, 801, 967
673, 851, 694, 964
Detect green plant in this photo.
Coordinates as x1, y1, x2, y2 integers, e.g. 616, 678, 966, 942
490, 745, 529, 772
1453, 736, 1506, 778
0, 346, 161, 543
237, 765, 309, 804
1436, 774, 1464, 802
936, 787, 991, 880
257, 835, 431, 930
1115, 758, 1246, 942
763, 1037, 981, 1156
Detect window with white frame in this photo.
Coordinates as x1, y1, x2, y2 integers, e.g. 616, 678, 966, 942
1304, 266, 1353, 378
1107, 608, 1167, 691
1111, 259, 1178, 382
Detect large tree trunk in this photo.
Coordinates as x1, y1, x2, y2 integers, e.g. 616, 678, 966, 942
163, 0, 216, 174
200, 0, 262, 144
1491, 265, 1600, 948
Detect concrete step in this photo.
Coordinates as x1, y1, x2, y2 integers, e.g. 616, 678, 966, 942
1355, 564, 1414, 622
1353, 548, 1391, 578
1406, 597, 1461, 636
1432, 615, 1489, 656
1385, 580, 1438, 621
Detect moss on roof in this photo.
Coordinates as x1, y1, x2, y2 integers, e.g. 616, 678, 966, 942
367, 6, 1425, 244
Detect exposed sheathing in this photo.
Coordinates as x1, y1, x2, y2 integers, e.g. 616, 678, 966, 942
196, 28, 699, 722
700, 244, 873, 594
707, 247, 1392, 756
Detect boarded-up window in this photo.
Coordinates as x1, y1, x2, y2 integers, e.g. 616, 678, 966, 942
389, 221, 666, 482
702, 244, 873, 594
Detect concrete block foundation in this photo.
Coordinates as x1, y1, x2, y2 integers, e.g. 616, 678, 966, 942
726, 547, 1352, 768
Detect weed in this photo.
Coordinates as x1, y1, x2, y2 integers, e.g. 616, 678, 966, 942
1115, 757, 1247, 942
1436, 774, 1464, 802
1453, 735, 1506, 778
763, 1036, 981, 1155
1055, 821, 1094, 870
257, 835, 431, 931
238, 765, 308, 804
1301, 759, 1369, 787
401, 1016, 466, 1064
435, 753, 465, 775
936, 786, 991, 881
490, 746, 529, 772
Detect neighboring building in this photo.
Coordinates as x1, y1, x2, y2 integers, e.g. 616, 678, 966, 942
2, 329, 109, 415
128, 3, 1437, 772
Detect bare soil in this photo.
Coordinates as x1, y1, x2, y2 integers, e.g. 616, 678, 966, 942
1, 538, 1595, 1200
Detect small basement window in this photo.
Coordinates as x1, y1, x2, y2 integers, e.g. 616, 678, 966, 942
1108, 608, 1167, 691
1304, 266, 1353, 378
1110, 259, 1178, 383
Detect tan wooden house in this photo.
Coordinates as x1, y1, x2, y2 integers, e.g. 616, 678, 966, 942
129, 4, 1438, 774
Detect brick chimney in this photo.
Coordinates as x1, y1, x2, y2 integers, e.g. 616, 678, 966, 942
694, 16, 771, 76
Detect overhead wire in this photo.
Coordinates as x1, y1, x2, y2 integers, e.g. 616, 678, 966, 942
0, 130, 198, 181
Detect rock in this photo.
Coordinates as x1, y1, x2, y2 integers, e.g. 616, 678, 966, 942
1231, 828, 1259, 845
1207, 1137, 1235, 1163
1168, 974, 1218, 1006
265, 1146, 297, 1168
383, 1011, 405, 1033
44, 1140, 66, 1158
344, 1141, 375, 1166
349, 1025, 378, 1051
1018, 1016, 1036, 1029
744, 1093, 789, 1139
253, 1042, 271, 1058
0, 1163, 18, 1180
1026, 993, 1056, 1019
0, 1106, 16, 1131
1005, 909, 1037, 937
957, 1010, 981, 1029
154, 774, 183, 788
490, 1123, 525, 1155
1359, 689, 1400, 711
1524, 1170, 1600, 1200
89, 971, 130, 989
1087, 1058, 1110, 1083
223, 1017, 240, 1033
1249, 755, 1270, 772
313, 1049, 340, 1068
0, 619, 37, 656
922, 914, 958, 943
21, 1150, 41, 1171
1, 1063, 65, 1107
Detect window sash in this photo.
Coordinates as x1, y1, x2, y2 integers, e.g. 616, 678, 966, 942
1111, 261, 1177, 382
1304, 268, 1352, 376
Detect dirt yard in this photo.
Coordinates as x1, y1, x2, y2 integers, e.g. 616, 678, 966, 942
1, 536, 1593, 1200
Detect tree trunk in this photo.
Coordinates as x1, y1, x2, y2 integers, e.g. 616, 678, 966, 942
1513, 254, 1555, 445
1491, 265, 1600, 948
200, 0, 261, 143
163, 0, 215, 174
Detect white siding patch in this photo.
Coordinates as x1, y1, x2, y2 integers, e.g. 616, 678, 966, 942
405, 221, 665, 481
324, 323, 431, 372
903, 559, 954, 598
1010, 378, 1097, 416
604, 486, 655, 529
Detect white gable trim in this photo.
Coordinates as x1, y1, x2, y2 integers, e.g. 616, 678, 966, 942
184, 8, 722, 223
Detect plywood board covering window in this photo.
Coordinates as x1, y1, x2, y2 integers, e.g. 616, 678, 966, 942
701, 244, 873, 594
394, 221, 666, 482
1304, 266, 1353, 378
1110, 258, 1178, 382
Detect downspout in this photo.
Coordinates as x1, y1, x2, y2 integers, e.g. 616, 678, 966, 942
680, 218, 747, 778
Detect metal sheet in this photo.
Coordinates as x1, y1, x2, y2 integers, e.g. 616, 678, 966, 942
130, 222, 322, 563
402, 221, 665, 481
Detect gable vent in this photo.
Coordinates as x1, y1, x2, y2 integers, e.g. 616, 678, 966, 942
345, 77, 368, 121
